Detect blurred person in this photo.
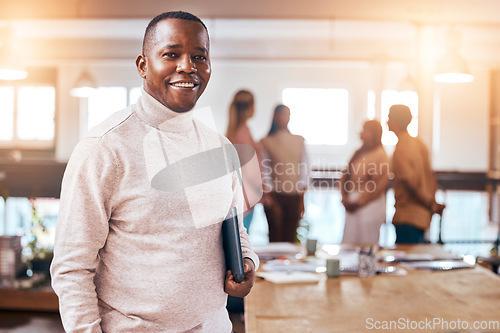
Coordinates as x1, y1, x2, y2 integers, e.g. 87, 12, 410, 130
388, 104, 445, 244
260, 104, 311, 243
51, 11, 258, 333
226, 90, 263, 232
341, 120, 389, 244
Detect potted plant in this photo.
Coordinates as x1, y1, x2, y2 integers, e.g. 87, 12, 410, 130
24, 198, 54, 276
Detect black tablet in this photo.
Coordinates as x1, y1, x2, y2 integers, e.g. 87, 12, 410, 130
222, 207, 245, 283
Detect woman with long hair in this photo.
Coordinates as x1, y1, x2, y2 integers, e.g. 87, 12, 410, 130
226, 90, 262, 232
340, 119, 389, 244
260, 104, 310, 243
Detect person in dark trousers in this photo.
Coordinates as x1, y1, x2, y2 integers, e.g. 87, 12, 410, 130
260, 104, 311, 243
388, 104, 445, 243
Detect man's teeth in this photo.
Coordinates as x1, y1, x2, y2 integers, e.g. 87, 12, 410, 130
172, 82, 195, 88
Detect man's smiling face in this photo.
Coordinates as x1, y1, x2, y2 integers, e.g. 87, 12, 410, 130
136, 18, 211, 113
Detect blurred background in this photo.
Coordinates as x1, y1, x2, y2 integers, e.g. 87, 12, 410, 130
1, 0, 500, 261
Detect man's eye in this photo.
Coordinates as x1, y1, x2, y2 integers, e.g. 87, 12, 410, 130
163, 53, 176, 58
194, 55, 207, 61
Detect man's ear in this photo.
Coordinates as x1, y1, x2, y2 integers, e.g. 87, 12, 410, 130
136, 54, 147, 78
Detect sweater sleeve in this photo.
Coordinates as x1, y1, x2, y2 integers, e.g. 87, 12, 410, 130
50, 137, 119, 333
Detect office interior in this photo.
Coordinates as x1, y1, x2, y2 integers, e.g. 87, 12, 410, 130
1, 0, 500, 331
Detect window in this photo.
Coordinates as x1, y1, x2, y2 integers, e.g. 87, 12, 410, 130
87, 87, 127, 131
0, 85, 56, 148
84, 87, 142, 135
0, 68, 57, 149
379, 90, 418, 145
282, 88, 349, 145
0, 87, 14, 141
18, 87, 56, 141
0, 197, 59, 257
129, 87, 142, 105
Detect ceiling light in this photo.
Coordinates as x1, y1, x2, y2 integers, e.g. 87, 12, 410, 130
434, 27, 473, 83
70, 69, 97, 97
433, 53, 474, 83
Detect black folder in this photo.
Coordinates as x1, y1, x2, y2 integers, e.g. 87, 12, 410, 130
222, 207, 245, 283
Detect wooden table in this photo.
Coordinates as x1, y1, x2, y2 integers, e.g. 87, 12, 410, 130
245, 244, 500, 333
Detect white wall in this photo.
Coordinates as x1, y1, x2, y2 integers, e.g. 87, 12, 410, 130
432, 66, 490, 171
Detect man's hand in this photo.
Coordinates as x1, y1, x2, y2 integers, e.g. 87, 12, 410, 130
224, 258, 255, 298
432, 202, 446, 216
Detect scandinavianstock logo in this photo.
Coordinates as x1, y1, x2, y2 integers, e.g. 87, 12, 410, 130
143, 107, 263, 226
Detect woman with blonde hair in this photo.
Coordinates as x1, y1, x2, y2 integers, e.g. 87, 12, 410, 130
226, 89, 262, 232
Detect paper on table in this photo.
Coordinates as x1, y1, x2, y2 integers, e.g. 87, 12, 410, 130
261, 259, 322, 273
341, 265, 408, 276
257, 271, 322, 284
401, 260, 474, 271
378, 251, 434, 263
377, 250, 462, 263
253, 242, 301, 255
252, 242, 302, 260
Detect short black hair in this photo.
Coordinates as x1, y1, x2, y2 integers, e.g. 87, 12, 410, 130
389, 104, 412, 129
142, 11, 209, 54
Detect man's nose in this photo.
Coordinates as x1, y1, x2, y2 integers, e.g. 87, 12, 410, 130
176, 55, 197, 73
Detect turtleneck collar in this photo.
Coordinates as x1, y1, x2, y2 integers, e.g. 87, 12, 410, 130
134, 87, 195, 133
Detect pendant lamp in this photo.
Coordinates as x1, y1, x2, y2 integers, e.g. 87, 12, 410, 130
434, 27, 473, 83
70, 69, 97, 97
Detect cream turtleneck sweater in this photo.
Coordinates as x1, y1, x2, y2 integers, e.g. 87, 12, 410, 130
51, 89, 259, 333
